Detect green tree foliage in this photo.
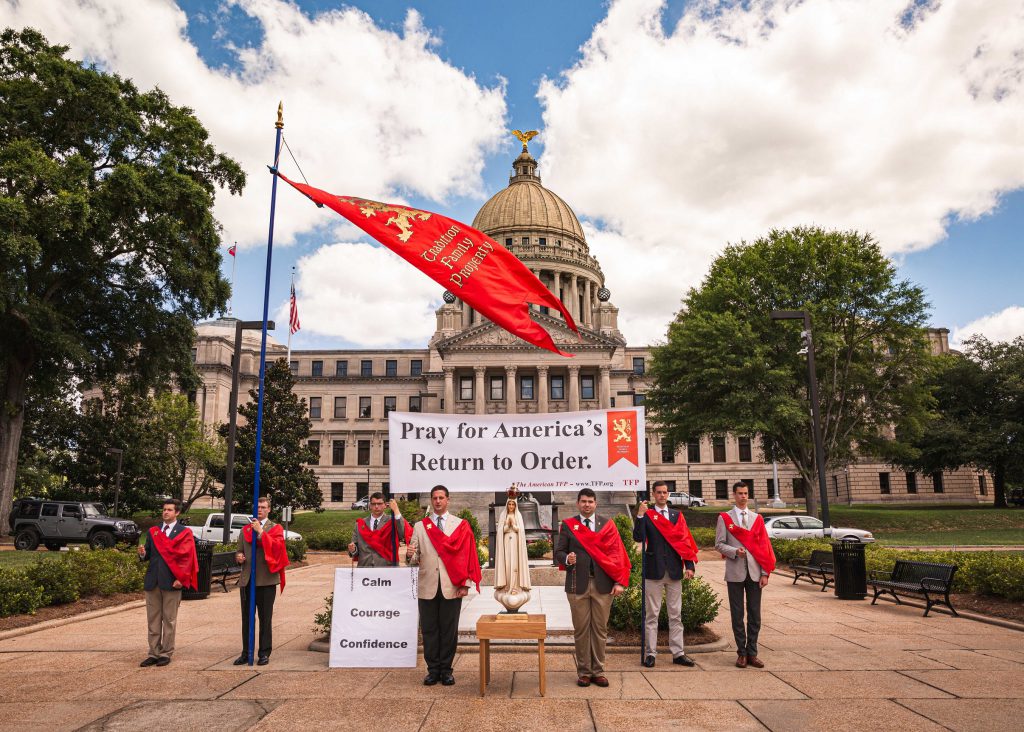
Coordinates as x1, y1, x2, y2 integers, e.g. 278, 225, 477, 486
901, 336, 1024, 508
224, 359, 321, 512
647, 227, 932, 517
0, 28, 244, 530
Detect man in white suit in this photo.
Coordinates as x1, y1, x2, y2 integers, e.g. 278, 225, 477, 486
406, 485, 470, 686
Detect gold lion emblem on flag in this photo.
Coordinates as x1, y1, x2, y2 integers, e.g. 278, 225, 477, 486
337, 197, 431, 243
612, 418, 632, 443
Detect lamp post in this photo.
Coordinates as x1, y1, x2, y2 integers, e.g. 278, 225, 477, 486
223, 319, 275, 545
105, 448, 123, 517
769, 310, 830, 530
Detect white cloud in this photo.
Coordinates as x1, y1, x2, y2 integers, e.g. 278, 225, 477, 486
952, 306, 1024, 347
3, 0, 507, 250
277, 242, 441, 347
539, 0, 1024, 345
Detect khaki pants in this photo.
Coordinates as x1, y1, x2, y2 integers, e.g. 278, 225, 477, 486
644, 576, 684, 658
567, 584, 613, 677
145, 588, 182, 659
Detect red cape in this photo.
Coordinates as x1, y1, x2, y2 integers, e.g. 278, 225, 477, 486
719, 512, 777, 574
561, 517, 632, 587
242, 523, 291, 591
422, 517, 482, 592
356, 516, 413, 564
150, 526, 198, 590
644, 509, 699, 563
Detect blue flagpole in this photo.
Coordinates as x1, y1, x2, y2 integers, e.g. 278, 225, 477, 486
248, 101, 284, 666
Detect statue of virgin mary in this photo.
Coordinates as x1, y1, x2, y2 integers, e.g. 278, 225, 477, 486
493, 488, 532, 613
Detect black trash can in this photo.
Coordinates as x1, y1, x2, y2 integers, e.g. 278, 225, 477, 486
183, 539, 214, 601
832, 540, 867, 600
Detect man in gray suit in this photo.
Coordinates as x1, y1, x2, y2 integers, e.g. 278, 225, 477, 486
715, 481, 770, 668
233, 496, 282, 666
348, 493, 408, 567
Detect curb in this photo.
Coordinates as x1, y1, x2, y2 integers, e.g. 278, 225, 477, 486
309, 635, 729, 654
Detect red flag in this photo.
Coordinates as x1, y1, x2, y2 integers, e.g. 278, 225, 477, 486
228, 244, 236, 257
560, 517, 632, 587
242, 523, 291, 590
150, 526, 199, 590
289, 282, 301, 335
644, 509, 699, 563
356, 516, 413, 564
276, 173, 579, 356
422, 517, 482, 592
719, 512, 777, 574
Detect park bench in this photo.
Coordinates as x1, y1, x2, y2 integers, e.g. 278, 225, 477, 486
789, 549, 835, 591
211, 551, 242, 592
869, 559, 958, 617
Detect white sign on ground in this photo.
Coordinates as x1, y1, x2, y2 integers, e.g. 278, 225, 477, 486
328, 567, 418, 668
388, 407, 646, 492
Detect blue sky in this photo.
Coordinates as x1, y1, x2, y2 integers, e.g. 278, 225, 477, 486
7, 0, 1023, 348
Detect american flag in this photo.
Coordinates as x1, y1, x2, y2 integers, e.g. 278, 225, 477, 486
289, 282, 301, 335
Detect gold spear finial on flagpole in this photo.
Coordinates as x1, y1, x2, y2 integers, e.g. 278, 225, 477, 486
276, 101, 284, 129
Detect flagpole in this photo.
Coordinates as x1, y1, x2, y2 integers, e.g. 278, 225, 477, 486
287, 268, 294, 363
229, 241, 237, 317
247, 101, 284, 666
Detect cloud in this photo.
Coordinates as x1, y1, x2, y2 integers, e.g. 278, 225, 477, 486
3, 0, 507, 250
539, 0, 1024, 345
951, 305, 1024, 347
277, 242, 442, 347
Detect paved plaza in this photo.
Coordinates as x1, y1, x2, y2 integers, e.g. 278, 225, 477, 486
0, 558, 1021, 731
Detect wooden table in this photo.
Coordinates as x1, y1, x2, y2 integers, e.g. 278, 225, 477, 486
476, 614, 547, 697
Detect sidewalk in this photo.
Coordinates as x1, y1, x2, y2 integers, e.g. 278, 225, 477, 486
1, 559, 1021, 731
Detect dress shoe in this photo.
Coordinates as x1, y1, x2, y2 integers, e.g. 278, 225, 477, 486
423, 673, 440, 686
746, 655, 764, 668
735, 654, 748, 668
576, 676, 591, 687
257, 655, 269, 666
139, 657, 159, 667
590, 675, 610, 687
233, 654, 248, 666
155, 657, 171, 667
441, 673, 455, 686
673, 654, 696, 667
642, 655, 656, 668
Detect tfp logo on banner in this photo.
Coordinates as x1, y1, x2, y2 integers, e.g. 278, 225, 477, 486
328, 567, 418, 668
388, 407, 646, 492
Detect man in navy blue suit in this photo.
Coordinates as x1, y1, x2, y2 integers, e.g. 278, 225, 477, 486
633, 481, 696, 667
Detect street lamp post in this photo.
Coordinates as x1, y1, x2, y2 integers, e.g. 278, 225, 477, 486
105, 448, 123, 517
770, 310, 830, 530
223, 319, 275, 545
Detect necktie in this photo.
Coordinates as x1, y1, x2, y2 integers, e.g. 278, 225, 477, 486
661, 509, 668, 519
584, 518, 591, 530
164, 525, 171, 537
437, 515, 444, 532
741, 511, 748, 528
372, 518, 378, 530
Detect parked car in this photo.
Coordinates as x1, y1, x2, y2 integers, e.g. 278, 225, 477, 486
9, 498, 140, 550
667, 491, 706, 508
764, 515, 874, 543
188, 513, 303, 543
350, 496, 370, 511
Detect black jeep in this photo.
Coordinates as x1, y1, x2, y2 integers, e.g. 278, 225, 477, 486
8, 498, 141, 550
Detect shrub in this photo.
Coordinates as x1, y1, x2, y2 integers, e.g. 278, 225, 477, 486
286, 537, 308, 562
66, 548, 145, 595
527, 539, 551, 559
477, 542, 489, 567
26, 558, 80, 605
305, 530, 350, 551
457, 509, 482, 540
397, 499, 423, 525
0, 567, 45, 617
313, 592, 333, 637
690, 527, 715, 548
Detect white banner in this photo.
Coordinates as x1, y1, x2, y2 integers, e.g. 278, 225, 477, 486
328, 567, 419, 668
388, 407, 646, 492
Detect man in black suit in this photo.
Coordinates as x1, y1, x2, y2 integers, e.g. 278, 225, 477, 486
633, 481, 696, 667
137, 498, 193, 667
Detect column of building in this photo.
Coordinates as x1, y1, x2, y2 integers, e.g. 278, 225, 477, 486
505, 365, 516, 414
443, 367, 454, 414
474, 365, 486, 414
568, 364, 580, 411
599, 365, 611, 409
538, 365, 549, 413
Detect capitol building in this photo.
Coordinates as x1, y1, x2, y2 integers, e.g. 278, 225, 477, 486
191, 143, 988, 511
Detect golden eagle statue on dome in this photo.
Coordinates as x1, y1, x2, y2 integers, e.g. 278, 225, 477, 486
511, 129, 539, 152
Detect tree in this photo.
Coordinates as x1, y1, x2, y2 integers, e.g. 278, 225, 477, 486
900, 336, 1024, 508
0, 29, 244, 530
646, 227, 932, 517
223, 359, 321, 513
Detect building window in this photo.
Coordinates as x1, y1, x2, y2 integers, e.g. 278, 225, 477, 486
879, 472, 891, 495
932, 472, 944, 493
409, 395, 422, 413
384, 396, 396, 416
581, 375, 595, 400
385, 359, 397, 377
767, 478, 775, 497
661, 438, 675, 463
979, 474, 987, 496
186, 390, 197, 404
356, 482, 369, 500
333, 397, 346, 419
357, 440, 370, 466
687, 439, 701, 463
742, 478, 754, 497
289, 360, 298, 375
715, 479, 729, 500
519, 376, 534, 400
361, 360, 372, 377
307, 440, 320, 465
645, 438, 650, 464
522, 236, 529, 246
459, 376, 473, 400
191, 348, 197, 363
550, 375, 564, 400
311, 360, 323, 377
331, 482, 344, 502
332, 441, 345, 466
738, 436, 752, 462
906, 472, 917, 494
489, 375, 504, 401
505, 237, 513, 247
538, 237, 546, 246
792, 477, 807, 499
358, 396, 371, 418
713, 436, 726, 463
335, 360, 348, 377
383, 440, 389, 466
689, 479, 703, 497
632, 357, 645, 375
832, 475, 839, 497
309, 397, 321, 419
633, 393, 646, 406
410, 359, 422, 376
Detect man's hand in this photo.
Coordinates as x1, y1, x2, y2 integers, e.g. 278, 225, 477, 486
406, 539, 417, 561
684, 569, 695, 580
235, 552, 245, 565
456, 586, 469, 598
610, 583, 625, 597
388, 498, 400, 515
251, 519, 264, 536
759, 575, 769, 588
736, 547, 746, 558
566, 551, 576, 566
637, 500, 649, 518
137, 544, 146, 558
172, 580, 182, 589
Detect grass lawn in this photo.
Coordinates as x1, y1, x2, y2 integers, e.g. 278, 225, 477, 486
692, 503, 1024, 532
875, 528, 1024, 546
288, 509, 362, 535
0, 550, 65, 569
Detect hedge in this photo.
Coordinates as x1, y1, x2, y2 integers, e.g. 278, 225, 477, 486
305, 530, 351, 551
